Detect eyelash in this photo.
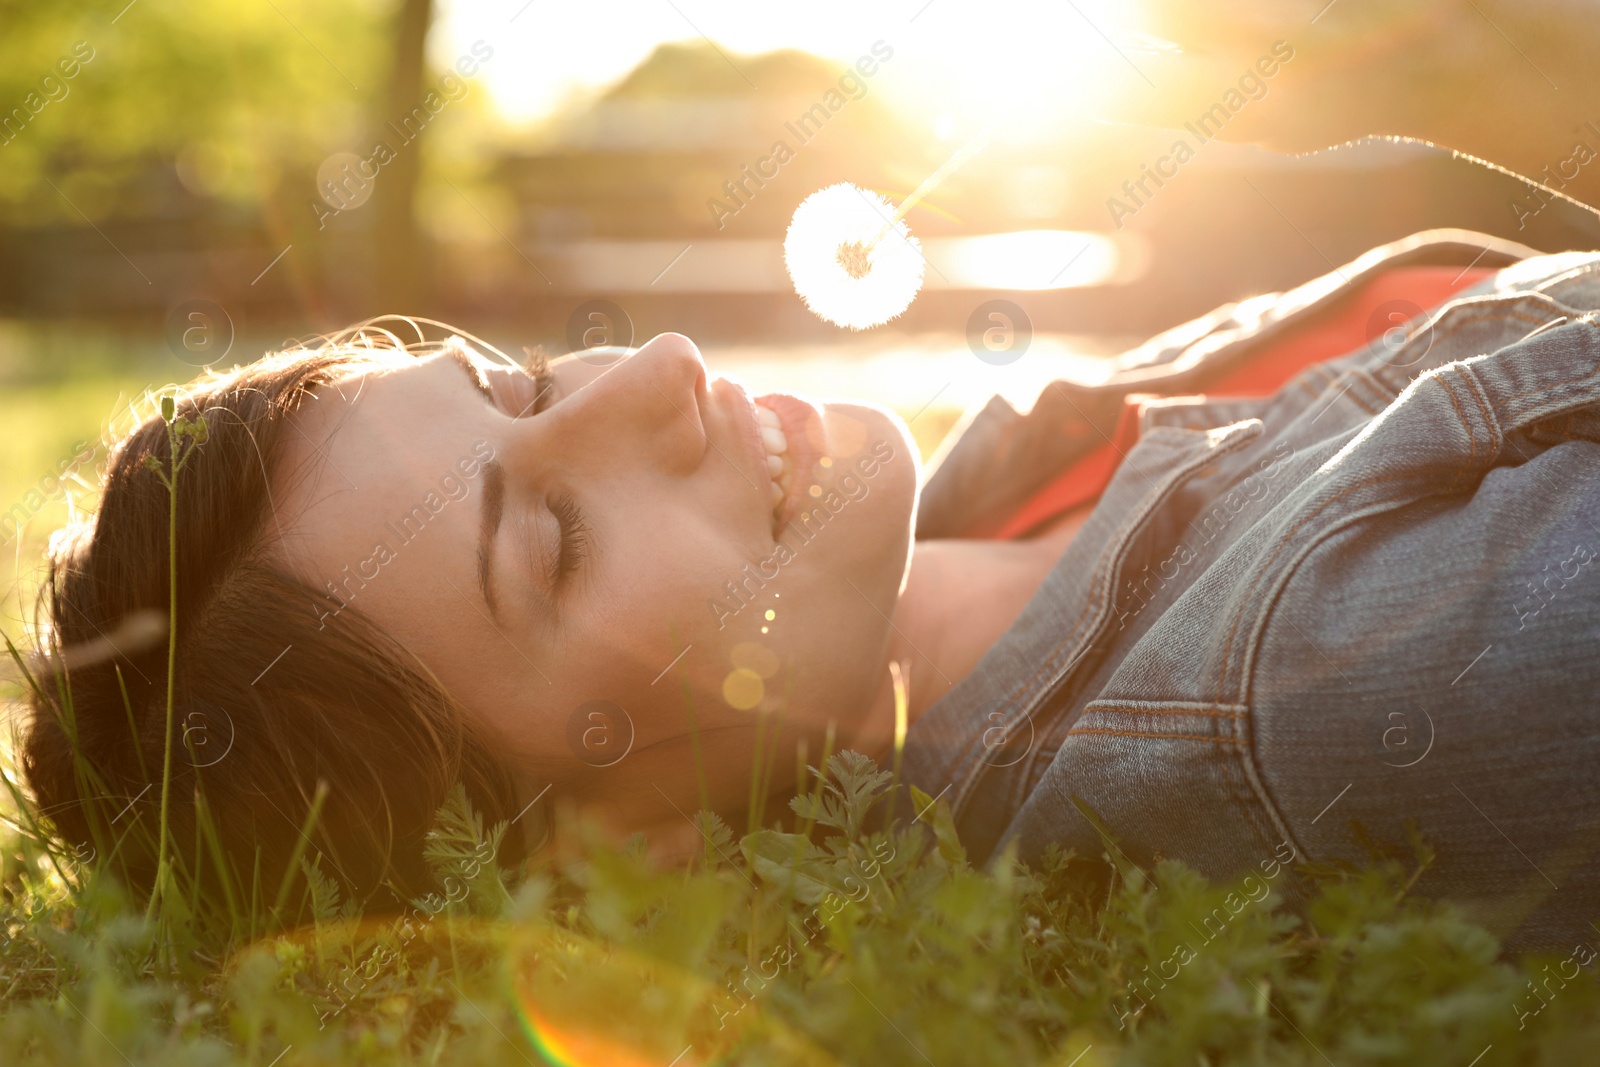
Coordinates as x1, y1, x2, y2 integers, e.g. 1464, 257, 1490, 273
549, 491, 589, 586
520, 346, 558, 415
511, 347, 586, 585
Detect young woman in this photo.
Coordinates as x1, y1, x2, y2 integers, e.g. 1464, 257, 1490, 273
19, 2, 1600, 954
16, 317, 1088, 901
21, 226, 1600, 957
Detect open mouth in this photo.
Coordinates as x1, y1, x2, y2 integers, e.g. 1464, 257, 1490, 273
755, 404, 794, 511
752, 393, 822, 534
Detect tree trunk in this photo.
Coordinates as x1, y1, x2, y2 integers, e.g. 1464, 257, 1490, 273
372, 0, 433, 315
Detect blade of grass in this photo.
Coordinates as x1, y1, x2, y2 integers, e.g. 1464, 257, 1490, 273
188, 792, 205, 918
0, 762, 72, 887
113, 663, 149, 783
147, 413, 181, 920
49, 654, 127, 890
797, 722, 835, 842
193, 786, 242, 937
757, 706, 788, 835
793, 737, 807, 821
146, 402, 206, 922
249, 846, 263, 941
667, 627, 709, 815
269, 780, 329, 924
1, 627, 45, 700
746, 705, 768, 837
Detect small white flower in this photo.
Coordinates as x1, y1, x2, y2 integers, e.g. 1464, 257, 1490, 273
783, 183, 926, 331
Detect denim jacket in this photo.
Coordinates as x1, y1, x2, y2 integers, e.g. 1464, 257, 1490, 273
901, 229, 1600, 954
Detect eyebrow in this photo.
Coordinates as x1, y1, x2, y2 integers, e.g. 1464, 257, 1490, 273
445, 349, 504, 623
477, 459, 505, 623
446, 347, 495, 403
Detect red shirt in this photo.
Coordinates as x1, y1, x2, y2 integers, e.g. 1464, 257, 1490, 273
993, 265, 1495, 540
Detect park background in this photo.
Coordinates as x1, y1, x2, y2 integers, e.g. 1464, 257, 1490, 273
4, 0, 1600, 638
6, 5, 1600, 1065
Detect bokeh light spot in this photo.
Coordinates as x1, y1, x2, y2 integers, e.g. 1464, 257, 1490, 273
723, 668, 764, 709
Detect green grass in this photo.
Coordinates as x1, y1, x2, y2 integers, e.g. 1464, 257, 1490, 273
2, 736, 1599, 1066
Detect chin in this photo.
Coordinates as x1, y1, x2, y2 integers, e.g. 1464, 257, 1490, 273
822, 400, 917, 476
813, 399, 918, 582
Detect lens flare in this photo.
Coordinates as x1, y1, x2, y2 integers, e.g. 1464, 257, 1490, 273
518, 1008, 675, 1067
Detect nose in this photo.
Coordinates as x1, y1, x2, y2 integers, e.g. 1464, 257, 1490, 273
551, 332, 709, 474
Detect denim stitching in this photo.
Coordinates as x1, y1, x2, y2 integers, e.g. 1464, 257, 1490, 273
1435, 373, 1476, 495
1457, 363, 1503, 456
1370, 299, 1566, 393
1064, 728, 1246, 744
1079, 701, 1247, 719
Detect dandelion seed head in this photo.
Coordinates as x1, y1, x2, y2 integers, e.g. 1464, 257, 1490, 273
784, 183, 925, 331
836, 241, 871, 280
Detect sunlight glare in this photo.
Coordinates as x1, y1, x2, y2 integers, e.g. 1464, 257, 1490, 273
437, 0, 1149, 138
929, 230, 1118, 290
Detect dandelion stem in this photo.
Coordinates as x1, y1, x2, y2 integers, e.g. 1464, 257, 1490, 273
147, 417, 181, 920
866, 130, 991, 250
145, 402, 205, 921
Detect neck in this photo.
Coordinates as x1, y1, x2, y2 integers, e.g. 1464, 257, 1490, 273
843, 504, 1090, 763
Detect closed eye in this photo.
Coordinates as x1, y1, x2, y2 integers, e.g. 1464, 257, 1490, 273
548, 491, 589, 586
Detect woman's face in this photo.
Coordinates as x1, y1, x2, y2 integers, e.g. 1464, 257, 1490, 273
270, 333, 918, 832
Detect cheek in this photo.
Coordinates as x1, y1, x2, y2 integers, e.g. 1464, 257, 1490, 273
562, 515, 796, 731
566, 516, 754, 686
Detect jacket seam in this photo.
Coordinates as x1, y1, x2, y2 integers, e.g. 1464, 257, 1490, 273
950, 425, 1265, 817
1080, 702, 1247, 719
1064, 728, 1246, 744
1434, 373, 1476, 494
1458, 363, 1503, 455
1210, 467, 1424, 709
1228, 488, 1499, 871
947, 427, 1249, 796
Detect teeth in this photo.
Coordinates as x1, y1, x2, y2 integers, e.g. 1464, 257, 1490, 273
756, 403, 792, 522
755, 403, 793, 524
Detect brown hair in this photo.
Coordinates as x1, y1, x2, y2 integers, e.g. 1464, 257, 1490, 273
17, 330, 525, 911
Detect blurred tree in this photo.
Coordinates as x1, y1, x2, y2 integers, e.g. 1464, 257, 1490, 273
0, 1, 388, 221
373, 0, 432, 313
0, 0, 452, 316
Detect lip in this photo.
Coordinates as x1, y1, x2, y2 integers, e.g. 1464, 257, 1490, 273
716, 380, 825, 538
753, 391, 824, 532
716, 378, 784, 535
